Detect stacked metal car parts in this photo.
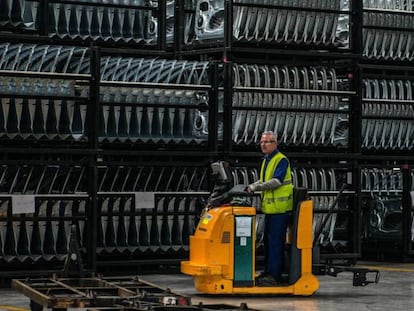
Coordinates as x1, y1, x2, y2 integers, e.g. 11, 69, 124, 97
361, 168, 404, 241
232, 64, 349, 147
360, 0, 414, 254
194, 0, 224, 41
0, 43, 90, 73
0, 43, 90, 140
292, 167, 343, 245
0, 164, 87, 261
192, 0, 350, 48
0, 162, 353, 260
2, 0, 351, 49
10, 164, 344, 259
363, 0, 414, 60
0, 0, 161, 44
95, 193, 206, 255
0, 199, 88, 261
0, 42, 212, 143
46, 0, 155, 42
53, 59, 354, 147
165, 0, 177, 43
0, 0, 36, 29
362, 78, 414, 150
96, 165, 209, 255
98, 57, 210, 143
361, 168, 403, 195
0, 163, 211, 260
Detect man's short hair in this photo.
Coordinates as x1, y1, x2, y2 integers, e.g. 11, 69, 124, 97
262, 131, 278, 141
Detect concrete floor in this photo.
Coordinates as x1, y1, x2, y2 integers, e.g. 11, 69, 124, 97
2, 262, 414, 311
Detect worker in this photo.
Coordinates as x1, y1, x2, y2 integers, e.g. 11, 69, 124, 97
247, 131, 293, 284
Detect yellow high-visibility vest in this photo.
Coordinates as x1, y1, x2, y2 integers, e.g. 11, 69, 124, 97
260, 152, 293, 214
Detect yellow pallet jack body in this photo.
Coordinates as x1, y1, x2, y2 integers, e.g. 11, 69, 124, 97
181, 197, 319, 296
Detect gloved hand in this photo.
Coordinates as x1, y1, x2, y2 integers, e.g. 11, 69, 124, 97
247, 178, 282, 192
247, 181, 262, 192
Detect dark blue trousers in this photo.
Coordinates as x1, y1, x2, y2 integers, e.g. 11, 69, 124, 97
263, 213, 289, 278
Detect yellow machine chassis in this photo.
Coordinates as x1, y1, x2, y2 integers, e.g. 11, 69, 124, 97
181, 200, 319, 296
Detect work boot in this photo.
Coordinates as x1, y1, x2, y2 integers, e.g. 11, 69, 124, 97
255, 274, 281, 286
255, 271, 269, 278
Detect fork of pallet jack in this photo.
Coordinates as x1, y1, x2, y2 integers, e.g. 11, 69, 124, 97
314, 264, 381, 286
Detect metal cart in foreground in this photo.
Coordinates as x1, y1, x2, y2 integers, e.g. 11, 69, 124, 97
12, 276, 191, 311
12, 275, 256, 311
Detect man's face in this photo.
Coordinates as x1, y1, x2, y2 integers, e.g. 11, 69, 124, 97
260, 134, 277, 155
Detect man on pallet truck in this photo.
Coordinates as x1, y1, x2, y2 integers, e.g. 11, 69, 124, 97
246, 131, 292, 286
181, 133, 379, 295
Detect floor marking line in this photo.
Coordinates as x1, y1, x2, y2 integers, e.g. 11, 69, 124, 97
0, 306, 29, 311
356, 265, 414, 272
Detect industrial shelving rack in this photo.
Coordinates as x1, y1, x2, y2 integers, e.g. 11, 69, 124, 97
357, 1, 414, 260
181, 0, 370, 263
0, 0, 412, 279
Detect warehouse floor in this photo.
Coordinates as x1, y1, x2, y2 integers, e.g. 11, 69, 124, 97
2, 262, 414, 311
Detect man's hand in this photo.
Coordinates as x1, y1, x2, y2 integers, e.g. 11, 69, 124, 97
247, 181, 261, 192
247, 178, 282, 192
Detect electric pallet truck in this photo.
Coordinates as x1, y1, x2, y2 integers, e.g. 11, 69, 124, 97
181, 161, 380, 296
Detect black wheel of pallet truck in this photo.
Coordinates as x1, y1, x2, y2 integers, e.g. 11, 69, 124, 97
30, 300, 43, 311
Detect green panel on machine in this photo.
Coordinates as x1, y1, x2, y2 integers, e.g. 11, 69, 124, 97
233, 216, 253, 286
